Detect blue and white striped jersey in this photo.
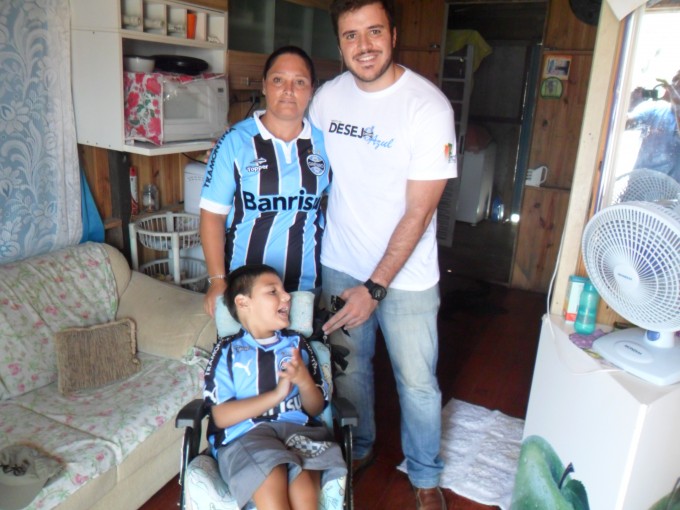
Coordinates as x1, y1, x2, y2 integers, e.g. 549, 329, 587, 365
200, 112, 332, 291
203, 329, 329, 451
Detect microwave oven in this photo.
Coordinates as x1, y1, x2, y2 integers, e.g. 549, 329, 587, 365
124, 73, 228, 145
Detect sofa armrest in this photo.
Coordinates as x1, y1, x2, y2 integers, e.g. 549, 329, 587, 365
116, 272, 216, 359
101, 243, 132, 299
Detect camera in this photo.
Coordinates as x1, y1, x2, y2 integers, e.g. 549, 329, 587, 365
330, 295, 346, 313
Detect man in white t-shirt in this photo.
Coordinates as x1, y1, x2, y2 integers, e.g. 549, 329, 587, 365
308, 2, 456, 508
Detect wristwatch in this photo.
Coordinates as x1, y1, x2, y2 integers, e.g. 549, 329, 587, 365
364, 279, 387, 301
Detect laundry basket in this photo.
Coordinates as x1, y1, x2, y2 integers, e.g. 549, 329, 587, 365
129, 212, 205, 289
132, 212, 201, 252
140, 257, 207, 292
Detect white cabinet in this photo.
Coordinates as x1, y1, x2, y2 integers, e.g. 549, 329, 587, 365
524, 315, 680, 509
70, 0, 227, 156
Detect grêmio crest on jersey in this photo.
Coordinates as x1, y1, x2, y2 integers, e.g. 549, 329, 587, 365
305, 153, 327, 176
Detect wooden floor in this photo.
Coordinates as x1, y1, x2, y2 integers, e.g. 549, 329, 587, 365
140, 269, 546, 510
441, 219, 519, 285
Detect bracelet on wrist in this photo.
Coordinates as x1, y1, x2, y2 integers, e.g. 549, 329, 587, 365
208, 274, 226, 285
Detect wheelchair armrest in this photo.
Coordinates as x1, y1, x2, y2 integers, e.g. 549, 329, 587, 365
175, 398, 208, 430
332, 396, 358, 428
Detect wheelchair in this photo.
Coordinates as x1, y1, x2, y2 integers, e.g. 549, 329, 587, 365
175, 292, 357, 510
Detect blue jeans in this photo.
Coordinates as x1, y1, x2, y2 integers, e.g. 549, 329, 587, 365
321, 265, 444, 488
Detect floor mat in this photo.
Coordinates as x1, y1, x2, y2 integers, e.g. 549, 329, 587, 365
398, 399, 524, 509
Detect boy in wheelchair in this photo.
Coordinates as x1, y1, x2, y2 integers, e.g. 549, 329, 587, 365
203, 264, 347, 510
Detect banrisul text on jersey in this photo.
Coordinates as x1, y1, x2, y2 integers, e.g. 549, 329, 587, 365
243, 189, 322, 212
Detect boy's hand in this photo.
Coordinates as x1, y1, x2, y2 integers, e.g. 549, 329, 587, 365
274, 377, 292, 401
278, 347, 324, 417
278, 348, 313, 388
274, 349, 307, 401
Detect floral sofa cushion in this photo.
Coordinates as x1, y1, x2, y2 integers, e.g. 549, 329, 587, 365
14, 353, 201, 463
0, 403, 119, 509
2, 353, 202, 510
0, 243, 118, 400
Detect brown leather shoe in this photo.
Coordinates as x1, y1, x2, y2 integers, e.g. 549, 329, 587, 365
351, 449, 375, 476
414, 486, 446, 510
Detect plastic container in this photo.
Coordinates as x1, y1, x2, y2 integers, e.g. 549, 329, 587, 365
574, 282, 600, 335
130, 166, 139, 215
489, 194, 504, 223
142, 184, 159, 212
564, 275, 589, 324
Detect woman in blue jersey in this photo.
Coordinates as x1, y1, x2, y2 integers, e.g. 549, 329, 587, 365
200, 46, 332, 317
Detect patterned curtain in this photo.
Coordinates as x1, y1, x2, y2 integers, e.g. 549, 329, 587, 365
0, 0, 82, 264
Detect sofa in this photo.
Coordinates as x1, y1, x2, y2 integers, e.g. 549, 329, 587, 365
0, 242, 216, 510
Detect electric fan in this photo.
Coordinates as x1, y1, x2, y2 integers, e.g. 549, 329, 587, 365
582, 201, 680, 386
612, 169, 680, 204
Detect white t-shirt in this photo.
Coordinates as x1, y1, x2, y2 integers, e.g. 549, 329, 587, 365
309, 68, 457, 290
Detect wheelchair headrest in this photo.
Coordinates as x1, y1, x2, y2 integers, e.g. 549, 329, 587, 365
215, 291, 315, 338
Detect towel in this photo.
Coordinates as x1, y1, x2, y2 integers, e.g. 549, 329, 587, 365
399, 399, 524, 509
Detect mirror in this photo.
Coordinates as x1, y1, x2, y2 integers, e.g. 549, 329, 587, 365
597, 3, 680, 208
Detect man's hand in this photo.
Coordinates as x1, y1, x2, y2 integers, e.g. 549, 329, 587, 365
322, 284, 378, 335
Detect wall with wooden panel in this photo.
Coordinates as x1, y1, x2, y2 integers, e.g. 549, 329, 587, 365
394, 0, 446, 84
511, 186, 570, 290
528, 52, 593, 190
510, 0, 597, 292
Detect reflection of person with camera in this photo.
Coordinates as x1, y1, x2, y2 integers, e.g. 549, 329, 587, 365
627, 69, 680, 181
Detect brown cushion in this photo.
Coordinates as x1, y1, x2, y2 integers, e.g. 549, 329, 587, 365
55, 318, 141, 394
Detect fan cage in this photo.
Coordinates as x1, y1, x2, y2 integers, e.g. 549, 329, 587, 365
613, 169, 680, 204
582, 201, 680, 331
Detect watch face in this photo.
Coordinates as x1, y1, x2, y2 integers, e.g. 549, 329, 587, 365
372, 286, 387, 301
365, 279, 387, 301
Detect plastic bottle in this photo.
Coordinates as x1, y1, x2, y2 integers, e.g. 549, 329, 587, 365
142, 184, 159, 212
490, 195, 504, 222
574, 282, 600, 334
130, 166, 139, 216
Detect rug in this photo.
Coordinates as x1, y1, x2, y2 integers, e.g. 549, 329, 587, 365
398, 399, 524, 509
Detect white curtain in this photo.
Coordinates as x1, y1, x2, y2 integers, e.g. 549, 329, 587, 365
0, 0, 82, 264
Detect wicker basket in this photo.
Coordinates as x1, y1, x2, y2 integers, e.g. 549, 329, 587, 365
132, 212, 201, 251
139, 257, 207, 292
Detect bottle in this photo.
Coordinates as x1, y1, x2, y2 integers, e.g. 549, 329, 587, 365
564, 275, 588, 324
574, 282, 600, 335
130, 166, 139, 216
490, 195, 504, 222
142, 184, 159, 212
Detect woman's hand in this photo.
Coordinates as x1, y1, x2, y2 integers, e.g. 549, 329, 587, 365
203, 278, 227, 317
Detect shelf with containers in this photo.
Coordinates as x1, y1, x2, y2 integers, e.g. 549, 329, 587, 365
70, 0, 227, 156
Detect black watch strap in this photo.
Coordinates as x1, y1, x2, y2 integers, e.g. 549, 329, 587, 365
364, 279, 387, 301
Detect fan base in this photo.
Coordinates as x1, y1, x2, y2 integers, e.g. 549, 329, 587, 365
593, 328, 680, 386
